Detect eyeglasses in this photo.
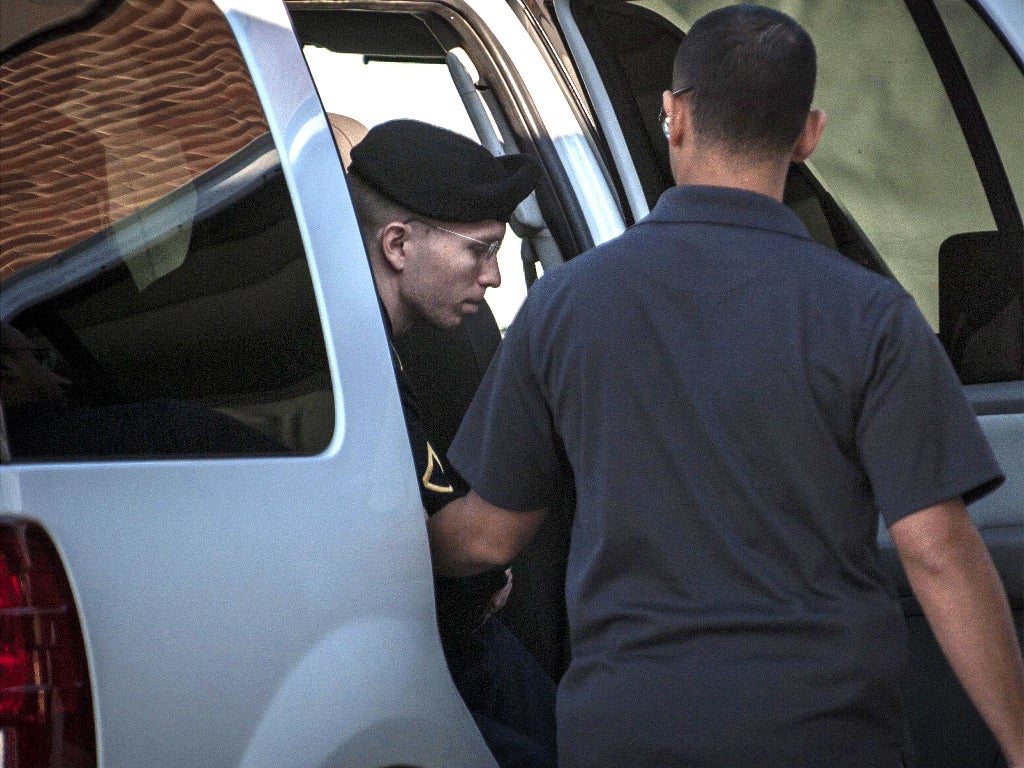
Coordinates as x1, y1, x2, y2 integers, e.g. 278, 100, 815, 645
405, 219, 503, 259
659, 85, 694, 140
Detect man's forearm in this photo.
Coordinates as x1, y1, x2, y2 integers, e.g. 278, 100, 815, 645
892, 500, 1024, 766
427, 493, 498, 577
427, 491, 547, 577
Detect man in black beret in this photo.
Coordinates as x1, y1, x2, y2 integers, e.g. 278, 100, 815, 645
335, 117, 556, 768
347, 118, 540, 335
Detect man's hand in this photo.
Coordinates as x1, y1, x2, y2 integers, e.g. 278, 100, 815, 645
475, 568, 514, 631
891, 497, 1024, 767
491, 568, 513, 612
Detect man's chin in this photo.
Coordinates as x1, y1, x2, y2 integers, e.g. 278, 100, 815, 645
428, 303, 479, 330
440, 312, 470, 330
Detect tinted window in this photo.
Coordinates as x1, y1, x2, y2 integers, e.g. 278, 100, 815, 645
0, 0, 334, 461
568, 0, 1023, 383
937, 0, 1024, 217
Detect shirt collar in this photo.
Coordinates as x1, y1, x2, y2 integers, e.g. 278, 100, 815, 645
643, 184, 814, 242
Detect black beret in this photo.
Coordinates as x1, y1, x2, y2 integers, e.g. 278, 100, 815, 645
348, 119, 540, 223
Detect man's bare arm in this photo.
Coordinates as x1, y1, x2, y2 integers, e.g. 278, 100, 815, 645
890, 497, 1024, 767
427, 491, 547, 577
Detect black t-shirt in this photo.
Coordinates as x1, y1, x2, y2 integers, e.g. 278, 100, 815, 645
388, 335, 505, 647
450, 185, 1004, 767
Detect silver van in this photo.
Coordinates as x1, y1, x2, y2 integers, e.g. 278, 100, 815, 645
1, 0, 1021, 766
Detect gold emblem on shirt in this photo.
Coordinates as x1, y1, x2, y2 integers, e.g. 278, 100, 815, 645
422, 442, 455, 494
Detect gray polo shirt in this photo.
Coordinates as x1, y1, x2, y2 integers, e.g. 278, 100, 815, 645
450, 184, 1003, 767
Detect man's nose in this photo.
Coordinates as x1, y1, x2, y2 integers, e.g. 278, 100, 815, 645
479, 256, 501, 288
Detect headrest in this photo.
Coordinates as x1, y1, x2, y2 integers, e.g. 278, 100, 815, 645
327, 113, 369, 168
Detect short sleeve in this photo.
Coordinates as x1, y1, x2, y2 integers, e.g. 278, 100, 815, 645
856, 291, 1004, 526
392, 348, 463, 515
449, 289, 568, 511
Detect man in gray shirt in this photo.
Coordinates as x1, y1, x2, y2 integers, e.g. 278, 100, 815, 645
426, 5, 1024, 767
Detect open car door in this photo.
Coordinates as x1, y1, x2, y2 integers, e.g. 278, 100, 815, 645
535, 0, 1023, 765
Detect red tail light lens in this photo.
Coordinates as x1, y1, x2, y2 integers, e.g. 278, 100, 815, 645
0, 553, 30, 719
0, 522, 96, 768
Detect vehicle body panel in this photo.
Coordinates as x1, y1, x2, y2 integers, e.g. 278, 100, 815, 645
0, 0, 496, 765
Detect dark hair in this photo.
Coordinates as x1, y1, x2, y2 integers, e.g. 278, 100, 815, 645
671, 4, 816, 158
346, 169, 413, 245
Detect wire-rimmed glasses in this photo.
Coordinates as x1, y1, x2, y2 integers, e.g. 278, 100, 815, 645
405, 219, 503, 259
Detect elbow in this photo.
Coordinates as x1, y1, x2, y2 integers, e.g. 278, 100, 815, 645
890, 498, 986, 580
442, 528, 515, 576
465, 534, 518, 571
427, 492, 544, 576
896, 528, 957, 578
427, 517, 509, 577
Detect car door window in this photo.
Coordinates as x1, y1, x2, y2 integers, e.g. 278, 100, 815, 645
935, 0, 1023, 218
0, 0, 335, 461
558, 0, 1023, 387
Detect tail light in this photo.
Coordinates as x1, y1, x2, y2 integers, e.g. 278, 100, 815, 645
0, 522, 96, 768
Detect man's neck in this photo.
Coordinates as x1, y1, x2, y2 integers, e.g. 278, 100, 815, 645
673, 147, 789, 202
375, 277, 412, 337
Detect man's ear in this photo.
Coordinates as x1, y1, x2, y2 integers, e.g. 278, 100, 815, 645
379, 221, 410, 272
662, 89, 689, 146
792, 109, 826, 163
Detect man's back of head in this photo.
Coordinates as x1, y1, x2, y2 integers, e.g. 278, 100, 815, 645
673, 4, 816, 159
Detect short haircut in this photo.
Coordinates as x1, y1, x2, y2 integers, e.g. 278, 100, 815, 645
346, 169, 413, 246
671, 4, 816, 158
